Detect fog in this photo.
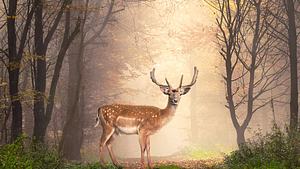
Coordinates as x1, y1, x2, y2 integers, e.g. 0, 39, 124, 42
0, 0, 291, 162
79, 0, 288, 159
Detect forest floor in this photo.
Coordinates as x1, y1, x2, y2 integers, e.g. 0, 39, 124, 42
82, 146, 228, 168
119, 156, 223, 169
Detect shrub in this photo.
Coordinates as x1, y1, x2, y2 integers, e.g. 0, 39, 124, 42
0, 135, 61, 169
221, 125, 300, 169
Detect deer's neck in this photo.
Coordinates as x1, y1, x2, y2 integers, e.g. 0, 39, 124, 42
162, 98, 177, 117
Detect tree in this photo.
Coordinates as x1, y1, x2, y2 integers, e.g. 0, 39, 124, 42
213, 0, 288, 147
4, 0, 35, 142
31, 0, 80, 142
285, 0, 298, 132
267, 0, 299, 132
59, 0, 116, 160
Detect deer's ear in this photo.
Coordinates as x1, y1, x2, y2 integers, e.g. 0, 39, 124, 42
160, 86, 170, 95
180, 87, 191, 95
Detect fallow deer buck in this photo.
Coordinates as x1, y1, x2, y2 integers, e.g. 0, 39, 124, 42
94, 67, 198, 168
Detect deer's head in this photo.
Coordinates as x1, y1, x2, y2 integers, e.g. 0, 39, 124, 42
150, 67, 199, 105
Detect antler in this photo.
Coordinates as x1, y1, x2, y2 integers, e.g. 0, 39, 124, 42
150, 68, 171, 88
180, 66, 199, 88
179, 75, 183, 88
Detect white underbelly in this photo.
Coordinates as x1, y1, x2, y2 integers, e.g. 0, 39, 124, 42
115, 116, 139, 134
116, 126, 138, 134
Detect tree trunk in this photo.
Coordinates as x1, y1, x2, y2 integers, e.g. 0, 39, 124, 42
236, 128, 246, 148
7, 0, 23, 142
32, 0, 47, 141
59, 4, 85, 159
59, 37, 85, 160
286, 0, 298, 132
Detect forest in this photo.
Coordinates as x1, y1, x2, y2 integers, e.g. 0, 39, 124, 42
0, 0, 300, 169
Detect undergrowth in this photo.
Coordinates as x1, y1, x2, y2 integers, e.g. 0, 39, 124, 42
218, 125, 300, 169
0, 135, 61, 169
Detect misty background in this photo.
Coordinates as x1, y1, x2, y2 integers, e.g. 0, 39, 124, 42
0, 0, 294, 162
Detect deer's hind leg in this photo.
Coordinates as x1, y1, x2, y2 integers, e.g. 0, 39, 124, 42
99, 125, 115, 164
106, 134, 120, 166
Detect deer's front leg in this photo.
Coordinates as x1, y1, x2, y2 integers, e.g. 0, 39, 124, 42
146, 136, 153, 168
139, 132, 147, 168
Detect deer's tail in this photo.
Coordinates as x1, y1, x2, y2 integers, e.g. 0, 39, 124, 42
94, 107, 101, 127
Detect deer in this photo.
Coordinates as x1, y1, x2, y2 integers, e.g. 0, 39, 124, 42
94, 67, 198, 168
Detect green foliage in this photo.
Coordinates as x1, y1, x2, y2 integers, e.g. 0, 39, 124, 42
220, 125, 300, 169
0, 135, 61, 169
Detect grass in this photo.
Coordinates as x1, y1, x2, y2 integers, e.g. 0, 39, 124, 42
185, 148, 227, 160
179, 145, 233, 160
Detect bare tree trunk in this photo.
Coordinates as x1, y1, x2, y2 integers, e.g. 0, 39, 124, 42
59, 29, 85, 160
33, 0, 47, 141
6, 0, 35, 142
59, 2, 85, 159
286, 0, 298, 132
7, 0, 23, 142
225, 57, 245, 148
236, 128, 246, 147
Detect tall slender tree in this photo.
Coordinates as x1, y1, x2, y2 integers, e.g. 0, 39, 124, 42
5, 0, 35, 142
59, 0, 86, 159
285, 0, 298, 132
